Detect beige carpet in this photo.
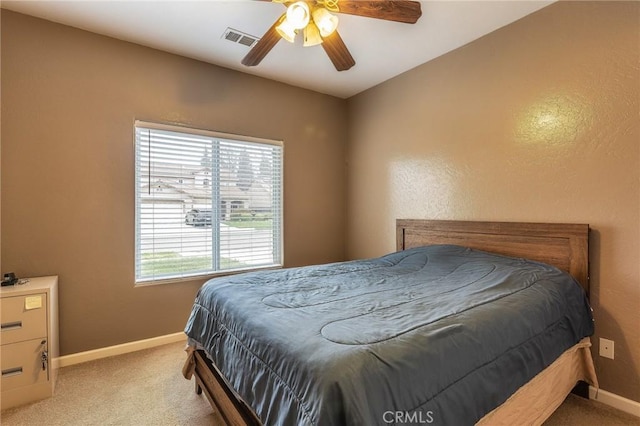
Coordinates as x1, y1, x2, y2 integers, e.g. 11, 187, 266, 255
1, 341, 219, 425
1, 341, 638, 425
545, 393, 639, 426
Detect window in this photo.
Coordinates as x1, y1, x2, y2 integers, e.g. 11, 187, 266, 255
134, 121, 283, 283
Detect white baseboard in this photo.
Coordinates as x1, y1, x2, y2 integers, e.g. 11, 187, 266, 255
589, 386, 640, 418
55, 332, 186, 368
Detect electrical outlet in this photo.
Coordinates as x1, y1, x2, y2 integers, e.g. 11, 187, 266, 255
599, 338, 614, 359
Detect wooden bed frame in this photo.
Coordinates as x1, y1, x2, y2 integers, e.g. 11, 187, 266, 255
187, 219, 590, 425
396, 220, 589, 294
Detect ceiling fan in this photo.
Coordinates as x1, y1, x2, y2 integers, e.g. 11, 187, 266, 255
242, 0, 422, 71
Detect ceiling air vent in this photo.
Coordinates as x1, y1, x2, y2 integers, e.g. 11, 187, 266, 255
223, 28, 258, 48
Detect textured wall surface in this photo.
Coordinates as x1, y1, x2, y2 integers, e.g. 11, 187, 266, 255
347, 2, 639, 401
1, 11, 347, 354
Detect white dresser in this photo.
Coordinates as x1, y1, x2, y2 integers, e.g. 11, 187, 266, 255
1, 276, 59, 410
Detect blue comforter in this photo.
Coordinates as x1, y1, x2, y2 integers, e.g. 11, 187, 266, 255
184, 245, 594, 425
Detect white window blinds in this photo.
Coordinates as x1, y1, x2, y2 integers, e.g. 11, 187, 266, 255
134, 121, 283, 283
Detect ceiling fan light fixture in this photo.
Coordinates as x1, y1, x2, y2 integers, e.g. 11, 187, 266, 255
303, 22, 322, 47
286, 1, 311, 30
276, 18, 297, 43
243, 0, 421, 71
312, 7, 339, 37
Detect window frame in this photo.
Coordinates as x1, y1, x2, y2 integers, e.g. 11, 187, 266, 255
134, 120, 284, 286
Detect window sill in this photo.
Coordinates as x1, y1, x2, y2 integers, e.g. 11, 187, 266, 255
134, 264, 282, 287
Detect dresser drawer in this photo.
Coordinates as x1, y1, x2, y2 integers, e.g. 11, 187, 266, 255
1, 338, 48, 391
1, 293, 47, 345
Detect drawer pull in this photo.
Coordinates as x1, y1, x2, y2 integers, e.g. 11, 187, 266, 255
1, 321, 22, 332
1, 367, 23, 378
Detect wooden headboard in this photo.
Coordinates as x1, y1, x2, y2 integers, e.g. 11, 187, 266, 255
396, 220, 590, 295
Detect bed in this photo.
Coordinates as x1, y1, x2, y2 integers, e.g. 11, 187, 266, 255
183, 220, 598, 425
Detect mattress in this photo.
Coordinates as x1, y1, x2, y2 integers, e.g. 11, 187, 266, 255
184, 245, 594, 425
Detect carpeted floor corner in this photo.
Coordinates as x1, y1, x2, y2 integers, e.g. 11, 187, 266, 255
1, 341, 638, 425
0, 341, 220, 425
544, 393, 639, 426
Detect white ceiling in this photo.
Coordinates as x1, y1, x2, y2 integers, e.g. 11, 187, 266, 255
2, 0, 554, 99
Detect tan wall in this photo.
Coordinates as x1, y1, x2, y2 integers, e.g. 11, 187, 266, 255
1, 11, 347, 355
347, 1, 639, 402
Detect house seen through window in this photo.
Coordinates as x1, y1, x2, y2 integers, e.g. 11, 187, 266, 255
134, 121, 283, 283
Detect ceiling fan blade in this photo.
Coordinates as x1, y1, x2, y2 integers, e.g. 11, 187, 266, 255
241, 15, 284, 67
337, 1, 422, 24
321, 30, 355, 71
